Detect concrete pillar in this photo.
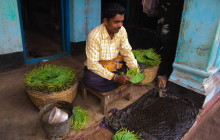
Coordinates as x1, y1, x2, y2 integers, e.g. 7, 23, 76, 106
169, 0, 220, 105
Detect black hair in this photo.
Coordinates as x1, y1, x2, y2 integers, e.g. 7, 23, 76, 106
102, 2, 125, 20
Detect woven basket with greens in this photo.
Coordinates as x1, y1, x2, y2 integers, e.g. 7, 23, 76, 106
132, 48, 161, 68
25, 64, 76, 93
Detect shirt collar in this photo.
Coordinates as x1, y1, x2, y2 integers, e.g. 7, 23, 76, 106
101, 24, 119, 39
101, 24, 110, 39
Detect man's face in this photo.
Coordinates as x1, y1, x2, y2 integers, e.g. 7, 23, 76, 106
104, 14, 124, 34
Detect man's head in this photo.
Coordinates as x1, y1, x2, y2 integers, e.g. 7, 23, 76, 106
103, 3, 125, 35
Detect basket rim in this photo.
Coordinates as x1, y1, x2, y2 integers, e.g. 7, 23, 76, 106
26, 81, 78, 95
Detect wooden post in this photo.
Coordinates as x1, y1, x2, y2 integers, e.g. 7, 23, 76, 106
101, 97, 107, 114
81, 84, 87, 99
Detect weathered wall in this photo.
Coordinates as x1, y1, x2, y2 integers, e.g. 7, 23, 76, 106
0, 0, 23, 54
170, 0, 220, 105
212, 22, 220, 70
175, 0, 220, 70
0, 0, 101, 55
70, 0, 101, 42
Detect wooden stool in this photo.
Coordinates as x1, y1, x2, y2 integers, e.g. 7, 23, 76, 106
81, 83, 132, 114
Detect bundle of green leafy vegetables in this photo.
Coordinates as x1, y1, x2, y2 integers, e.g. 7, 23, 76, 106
132, 48, 161, 68
71, 106, 89, 131
25, 64, 76, 93
112, 128, 143, 140
121, 67, 145, 84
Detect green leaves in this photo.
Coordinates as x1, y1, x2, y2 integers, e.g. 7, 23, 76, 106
132, 48, 161, 68
112, 128, 143, 140
130, 73, 145, 84
122, 67, 145, 84
25, 64, 76, 93
71, 106, 89, 131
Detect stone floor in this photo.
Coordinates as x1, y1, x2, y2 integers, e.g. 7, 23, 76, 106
0, 55, 152, 140
0, 55, 220, 140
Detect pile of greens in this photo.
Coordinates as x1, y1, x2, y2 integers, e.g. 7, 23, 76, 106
112, 128, 143, 140
132, 48, 161, 68
121, 67, 145, 84
25, 64, 76, 93
71, 106, 89, 131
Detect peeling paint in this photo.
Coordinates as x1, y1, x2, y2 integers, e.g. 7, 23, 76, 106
171, 0, 220, 98
196, 47, 209, 56
174, 0, 220, 69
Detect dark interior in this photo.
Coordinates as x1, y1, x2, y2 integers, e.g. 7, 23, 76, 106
20, 0, 63, 59
102, 0, 184, 76
20, 0, 184, 76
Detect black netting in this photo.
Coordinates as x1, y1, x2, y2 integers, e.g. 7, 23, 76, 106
102, 89, 199, 140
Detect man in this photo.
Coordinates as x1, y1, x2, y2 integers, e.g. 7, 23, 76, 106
83, 3, 144, 92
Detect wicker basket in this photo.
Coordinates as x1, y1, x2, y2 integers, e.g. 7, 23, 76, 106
139, 66, 159, 85
26, 82, 78, 108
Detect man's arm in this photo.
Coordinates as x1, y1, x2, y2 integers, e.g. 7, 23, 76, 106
119, 27, 138, 69
86, 35, 115, 80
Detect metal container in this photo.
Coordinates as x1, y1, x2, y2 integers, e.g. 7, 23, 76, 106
48, 107, 69, 124
39, 101, 73, 140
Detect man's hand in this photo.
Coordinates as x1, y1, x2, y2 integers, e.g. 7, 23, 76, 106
113, 75, 131, 85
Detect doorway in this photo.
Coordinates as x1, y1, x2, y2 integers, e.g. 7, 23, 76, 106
18, 0, 70, 63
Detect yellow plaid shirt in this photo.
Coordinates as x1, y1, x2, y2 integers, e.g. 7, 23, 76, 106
85, 24, 138, 80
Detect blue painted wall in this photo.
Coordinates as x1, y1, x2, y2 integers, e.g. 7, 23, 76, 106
0, 0, 23, 54
70, 0, 101, 42
176, 0, 220, 70
0, 0, 101, 56
212, 22, 220, 70
170, 0, 220, 104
